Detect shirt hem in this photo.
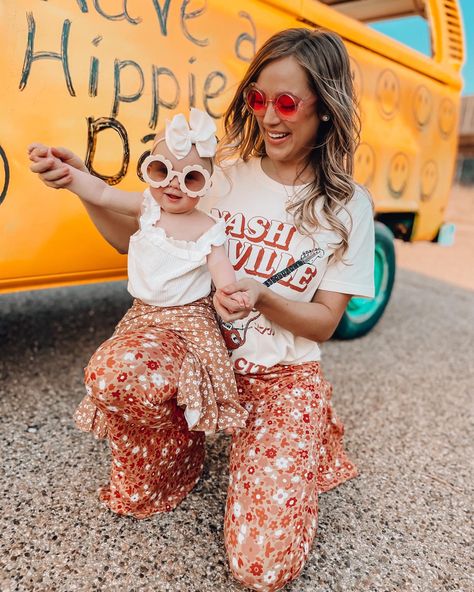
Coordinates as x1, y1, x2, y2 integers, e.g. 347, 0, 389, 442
318, 280, 375, 298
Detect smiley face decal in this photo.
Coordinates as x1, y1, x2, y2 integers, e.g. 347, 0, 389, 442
350, 57, 363, 101
413, 85, 433, 129
388, 152, 409, 198
0, 145, 10, 206
376, 69, 400, 119
438, 98, 456, 138
420, 161, 438, 201
354, 143, 376, 186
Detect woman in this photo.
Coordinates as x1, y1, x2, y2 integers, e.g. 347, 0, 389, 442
30, 28, 374, 592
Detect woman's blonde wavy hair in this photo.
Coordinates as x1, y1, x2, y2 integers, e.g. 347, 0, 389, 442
217, 28, 362, 260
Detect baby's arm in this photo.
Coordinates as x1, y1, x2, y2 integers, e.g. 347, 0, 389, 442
28, 144, 137, 251
207, 245, 250, 309
66, 167, 142, 217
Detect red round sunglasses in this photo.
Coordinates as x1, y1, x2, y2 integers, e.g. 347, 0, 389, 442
244, 84, 307, 119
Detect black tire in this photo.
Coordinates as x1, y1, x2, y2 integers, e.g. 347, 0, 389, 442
334, 221, 396, 340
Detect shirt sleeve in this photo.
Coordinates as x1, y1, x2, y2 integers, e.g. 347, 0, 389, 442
318, 196, 375, 298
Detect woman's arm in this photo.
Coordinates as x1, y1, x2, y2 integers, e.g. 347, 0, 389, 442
213, 280, 351, 342
214, 192, 374, 340
29, 144, 137, 253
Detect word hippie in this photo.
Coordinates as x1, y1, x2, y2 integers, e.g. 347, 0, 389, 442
18, 1, 257, 184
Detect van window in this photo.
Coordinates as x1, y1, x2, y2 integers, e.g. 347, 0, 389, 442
369, 16, 432, 57
319, 0, 432, 57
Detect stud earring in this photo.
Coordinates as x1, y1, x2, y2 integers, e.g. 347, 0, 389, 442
321, 114, 330, 122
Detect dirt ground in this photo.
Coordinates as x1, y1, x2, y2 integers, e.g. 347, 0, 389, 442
395, 184, 474, 291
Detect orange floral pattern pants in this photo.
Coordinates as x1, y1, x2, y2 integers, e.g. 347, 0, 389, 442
78, 320, 356, 591
225, 364, 357, 591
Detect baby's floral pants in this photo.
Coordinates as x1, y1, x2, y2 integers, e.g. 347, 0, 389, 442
76, 314, 356, 591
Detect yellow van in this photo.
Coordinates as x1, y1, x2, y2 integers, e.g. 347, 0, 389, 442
0, 0, 464, 337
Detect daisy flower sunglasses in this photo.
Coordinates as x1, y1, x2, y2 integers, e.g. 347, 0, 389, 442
141, 154, 211, 198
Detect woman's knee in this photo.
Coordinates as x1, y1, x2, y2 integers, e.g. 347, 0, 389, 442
226, 552, 295, 592
85, 333, 180, 408
84, 339, 123, 407
225, 528, 302, 592
84, 335, 188, 430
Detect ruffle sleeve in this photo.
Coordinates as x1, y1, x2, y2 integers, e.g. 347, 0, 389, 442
196, 217, 227, 255
139, 189, 161, 229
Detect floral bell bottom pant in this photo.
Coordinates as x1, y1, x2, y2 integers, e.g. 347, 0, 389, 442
80, 324, 357, 592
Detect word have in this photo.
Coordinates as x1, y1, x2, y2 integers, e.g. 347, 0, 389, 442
74, 0, 227, 39
19, 7, 256, 127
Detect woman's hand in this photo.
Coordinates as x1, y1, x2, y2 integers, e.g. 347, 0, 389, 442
28, 143, 86, 188
213, 278, 265, 322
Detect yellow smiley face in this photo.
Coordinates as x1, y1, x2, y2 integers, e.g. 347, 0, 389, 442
413, 85, 433, 129
350, 57, 363, 102
376, 69, 400, 118
0, 145, 9, 206
438, 98, 456, 138
420, 161, 438, 201
354, 143, 375, 186
388, 152, 409, 198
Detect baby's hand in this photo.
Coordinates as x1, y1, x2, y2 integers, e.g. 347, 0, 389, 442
228, 291, 251, 310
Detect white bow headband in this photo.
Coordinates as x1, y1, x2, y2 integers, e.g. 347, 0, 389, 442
164, 108, 217, 160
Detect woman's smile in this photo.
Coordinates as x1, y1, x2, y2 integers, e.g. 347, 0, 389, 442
265, 129, 291, 144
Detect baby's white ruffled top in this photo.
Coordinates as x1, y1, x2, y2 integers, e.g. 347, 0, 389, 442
128, 189, 226, 306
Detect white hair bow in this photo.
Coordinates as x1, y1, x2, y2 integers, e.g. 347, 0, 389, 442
165, 108, 217, 160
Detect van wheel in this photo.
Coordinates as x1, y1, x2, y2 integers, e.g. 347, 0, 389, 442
334, 221, 395, 340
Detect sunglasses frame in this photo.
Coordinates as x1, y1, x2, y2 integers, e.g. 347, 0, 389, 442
244, 84, 306, 120
141, 154, 212, 198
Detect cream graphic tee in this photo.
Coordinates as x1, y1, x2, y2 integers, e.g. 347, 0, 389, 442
204, 158, 375, 375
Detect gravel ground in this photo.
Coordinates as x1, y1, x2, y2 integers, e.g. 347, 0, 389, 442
1, 262, 473, 592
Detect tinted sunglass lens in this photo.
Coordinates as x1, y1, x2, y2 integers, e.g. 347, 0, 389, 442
184, 170, 206, 192
247, 89, 266, 112
147, 160, 169, 182
276, 94, 298, 115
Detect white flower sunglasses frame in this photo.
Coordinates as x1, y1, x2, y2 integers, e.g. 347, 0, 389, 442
141, 154, 212, 199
